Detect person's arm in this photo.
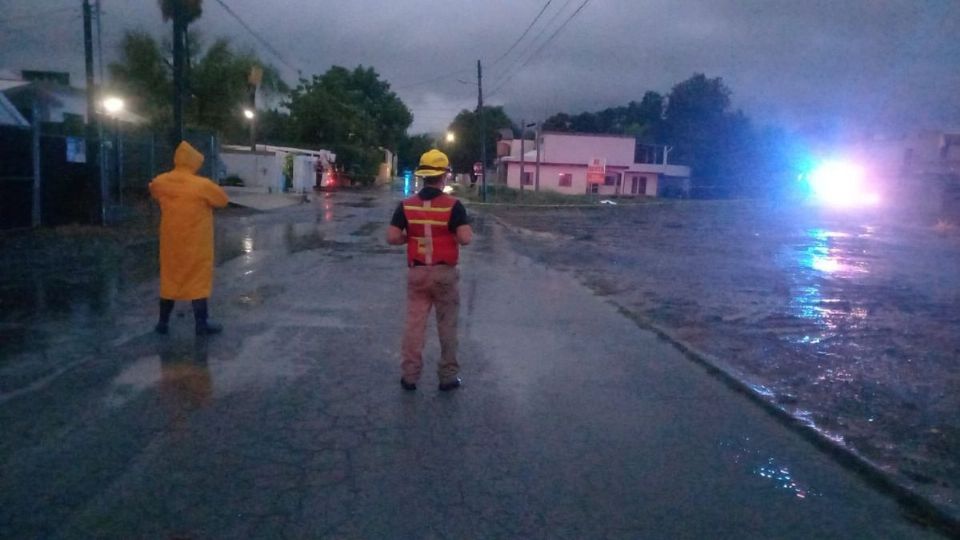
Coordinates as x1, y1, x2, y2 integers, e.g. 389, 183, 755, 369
455, 224, 473, 246
387, 203, 407, 245
201, 179, 229, 208
449, 201, 472, 245
387, 225, 406, 245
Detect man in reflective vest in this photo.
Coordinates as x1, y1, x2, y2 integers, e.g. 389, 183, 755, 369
387, 149, 473, 391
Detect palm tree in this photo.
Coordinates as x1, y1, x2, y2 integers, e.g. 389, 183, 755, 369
158, 0, 203, 23
158, 0, 202, 141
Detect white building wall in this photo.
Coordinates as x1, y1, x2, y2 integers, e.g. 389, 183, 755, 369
506, 163, 590, 196
541, 132, 634, 167
292, 155, 318, 192
221, 150, 284, 192
501, 133, 690, 198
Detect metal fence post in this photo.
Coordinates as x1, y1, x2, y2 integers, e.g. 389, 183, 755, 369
31, 100, 41, 227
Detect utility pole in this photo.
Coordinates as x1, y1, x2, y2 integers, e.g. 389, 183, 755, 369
248, 66, 263, 152
519, 118, 525, 196
31, 100, 41, 227
83, 0, 107, 224
82, 0, 95, 125
95, 0, 104, 82
172, 0, 186, 144
477, 59, 486, 203
534, 123, 541, 192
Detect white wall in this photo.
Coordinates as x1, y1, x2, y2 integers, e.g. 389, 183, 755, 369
541, 132, 635, 167
221, 150, 283, 192
506, 163, 662, 196
292, 155, 318, 192
506, 163, 586, 195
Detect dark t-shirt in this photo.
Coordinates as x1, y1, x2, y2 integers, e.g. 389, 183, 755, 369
391, 187, 470, 233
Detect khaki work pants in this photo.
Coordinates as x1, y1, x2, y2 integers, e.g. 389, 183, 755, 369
401, 265, 460, 384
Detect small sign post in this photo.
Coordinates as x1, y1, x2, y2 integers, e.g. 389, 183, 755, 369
586, 157, 606, 184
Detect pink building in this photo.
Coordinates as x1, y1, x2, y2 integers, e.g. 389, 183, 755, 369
499, 131, 691, 197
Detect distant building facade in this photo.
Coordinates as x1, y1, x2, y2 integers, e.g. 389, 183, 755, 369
498, 131, 691, 197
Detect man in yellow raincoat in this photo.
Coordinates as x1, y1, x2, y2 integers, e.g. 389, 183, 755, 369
149, 141, 229, 335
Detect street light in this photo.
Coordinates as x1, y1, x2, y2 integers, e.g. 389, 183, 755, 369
243, 108, 256, 151
102, 96, 125, 115
446, 131, 455, 143
101, 96, 126, 210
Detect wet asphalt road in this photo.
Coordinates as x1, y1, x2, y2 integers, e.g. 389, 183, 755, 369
0, 186, 944, 538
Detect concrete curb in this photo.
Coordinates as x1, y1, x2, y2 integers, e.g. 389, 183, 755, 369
489, 212, 960, 539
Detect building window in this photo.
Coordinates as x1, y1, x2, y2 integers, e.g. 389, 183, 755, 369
558, 173, 572, 187
521, 172, 533, 185
604, 173, 620, 186
589, 183, 599, 194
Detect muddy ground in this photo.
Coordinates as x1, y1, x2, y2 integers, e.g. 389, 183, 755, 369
484, 199, 960, 514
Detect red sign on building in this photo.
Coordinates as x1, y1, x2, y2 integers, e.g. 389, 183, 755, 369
586, 157, 606, 184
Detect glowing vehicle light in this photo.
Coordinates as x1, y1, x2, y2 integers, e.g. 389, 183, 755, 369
805, 160, 879, 207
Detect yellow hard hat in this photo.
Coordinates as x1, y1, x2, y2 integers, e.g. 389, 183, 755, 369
415, 149, 451, 178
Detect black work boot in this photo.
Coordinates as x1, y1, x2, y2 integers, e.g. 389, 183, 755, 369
192, 298, 223, 336
155, 299, 174, 334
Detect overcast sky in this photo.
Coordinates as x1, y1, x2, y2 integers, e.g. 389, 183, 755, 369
2, 0, 959, 136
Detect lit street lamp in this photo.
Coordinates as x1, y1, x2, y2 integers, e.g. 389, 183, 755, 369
243, 108, 256, 151
102, 96, 125, 115
101, 96, 126, 208
445, 131, 455, 143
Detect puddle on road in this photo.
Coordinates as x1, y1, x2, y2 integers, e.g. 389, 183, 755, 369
235, 284, 285, 307
718, 436, 821, 500
0, 267, 134, 357
339, 196, 378, 208
350, 221, 381, 237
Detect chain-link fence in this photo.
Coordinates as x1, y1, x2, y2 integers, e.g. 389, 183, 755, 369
0, 124, 219, 229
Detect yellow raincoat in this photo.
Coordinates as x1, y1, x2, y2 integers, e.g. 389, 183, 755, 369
149, 142, 229, 300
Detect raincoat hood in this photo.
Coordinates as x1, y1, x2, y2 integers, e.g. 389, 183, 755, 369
174, 141, 204, 172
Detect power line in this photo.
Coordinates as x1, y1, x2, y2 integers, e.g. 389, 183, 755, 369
489, 0, 592, 99
392, 67, 474, 91
0, 6, 78, 24
491, 0, 552, 66
394, 0, 553, 90
211, 0, 300, 76
487, 0, 573, 89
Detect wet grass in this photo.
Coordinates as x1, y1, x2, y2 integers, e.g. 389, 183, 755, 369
455, 185, 602, 205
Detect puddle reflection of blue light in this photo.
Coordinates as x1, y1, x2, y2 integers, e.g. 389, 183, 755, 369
754, 458, 816, 499
786, 228, 870, 325
720, 438, 821, 500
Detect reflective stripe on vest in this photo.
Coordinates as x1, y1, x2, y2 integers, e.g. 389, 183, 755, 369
402, 194, 459, 266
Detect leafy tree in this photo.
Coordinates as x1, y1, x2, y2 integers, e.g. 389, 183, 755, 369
189, 37, 287, 140
542, 92, 663, 138
108, 31, 286, 139
542, 112, 573, 132
663, 73, 735, 193
570, 112, 601, 133
285, 65, 412, 176
445, 106, 514, 173
397, 133, 435, 172
628, 91, 665, 141
109, 31, 171, 127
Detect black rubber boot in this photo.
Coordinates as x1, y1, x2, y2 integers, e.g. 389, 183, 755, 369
155, 299, 174, 334
192, 298, 223, 336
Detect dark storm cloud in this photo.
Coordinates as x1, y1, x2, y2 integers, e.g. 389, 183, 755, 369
2, 0, 958, 134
